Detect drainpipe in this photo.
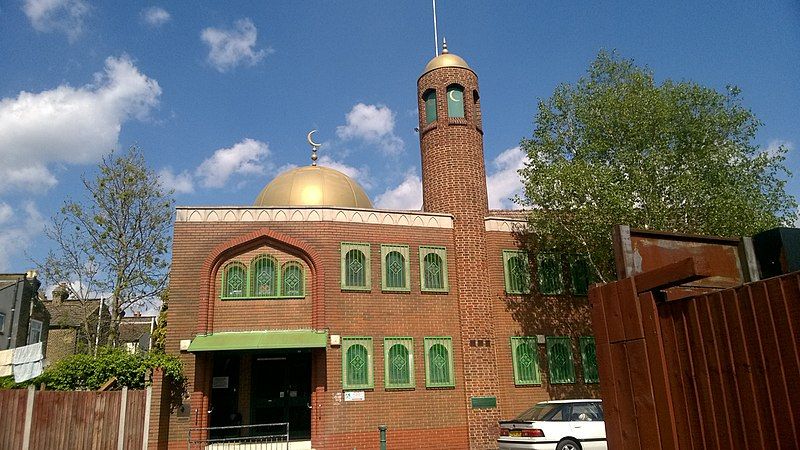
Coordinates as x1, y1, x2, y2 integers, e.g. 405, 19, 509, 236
379, 425, 387, 450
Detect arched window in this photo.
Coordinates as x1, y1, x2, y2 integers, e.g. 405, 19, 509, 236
473, 89, 482, 126
425, 338, 454, 387
222, 262, 246, 298
511, 337, 540, 385
546, 336, 575, 384
282, 262, 304, 297
423, 89, 437, 124
384, 251, 406, 290
446, 84, 464, 118
343, 340, 372, 389
503, 250, 531, 294
251, 255, 278, 297
386, 342, 411, 387
344, 249, 367, 288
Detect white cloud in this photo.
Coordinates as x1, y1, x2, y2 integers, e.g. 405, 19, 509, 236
375, 170, 423, 210
196, 138, 270, 188
763, 139, 793, 158
0, 55, 161, 193
0, 202, 12, 224
336, 103, 404, 155
158, 168, 194, 194
201, 18, 270, 72
0, 202, 45, 271
23, 0, 89, 42
317, 155, 372, 189
486, 146, 528, 210
141, 6, 170, 27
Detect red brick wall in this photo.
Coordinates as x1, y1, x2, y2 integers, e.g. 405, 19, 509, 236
163, 220, 470, 449
485, 230, 601, 420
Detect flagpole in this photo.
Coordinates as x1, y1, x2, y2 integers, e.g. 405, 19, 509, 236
432, 0, 439, 56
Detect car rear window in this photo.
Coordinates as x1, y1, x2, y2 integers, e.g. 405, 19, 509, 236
515, 404, 565, 421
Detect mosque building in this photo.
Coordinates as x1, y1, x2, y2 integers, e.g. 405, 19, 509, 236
154, 43, 599, 450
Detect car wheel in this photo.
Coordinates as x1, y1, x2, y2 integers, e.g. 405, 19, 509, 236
556, 439, 581, 450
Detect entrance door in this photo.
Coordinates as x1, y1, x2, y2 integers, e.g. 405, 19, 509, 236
251, 350, 311, 440
209, 354, 241, 439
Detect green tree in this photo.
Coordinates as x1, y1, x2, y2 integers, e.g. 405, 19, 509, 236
40, 147, 173, 348
519, 51, 796, 282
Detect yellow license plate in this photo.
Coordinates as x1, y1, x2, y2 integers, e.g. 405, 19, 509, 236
509, 430, 522, 437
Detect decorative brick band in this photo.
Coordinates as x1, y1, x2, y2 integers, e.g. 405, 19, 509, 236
484, 217, 527, 232
197, 227, 326, 334
176, 207, 453, 229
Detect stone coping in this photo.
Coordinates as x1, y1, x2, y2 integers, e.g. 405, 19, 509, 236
175, 206, 454, 229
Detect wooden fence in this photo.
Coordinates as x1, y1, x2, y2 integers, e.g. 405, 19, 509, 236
0, 387, 151, 450
590, 258, 799, 449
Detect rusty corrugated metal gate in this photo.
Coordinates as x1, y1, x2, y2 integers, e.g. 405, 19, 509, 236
590, 258, 799, 449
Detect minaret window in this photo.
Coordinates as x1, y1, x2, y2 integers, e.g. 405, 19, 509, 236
423, 89, 437, 124
446, 84, 465, 118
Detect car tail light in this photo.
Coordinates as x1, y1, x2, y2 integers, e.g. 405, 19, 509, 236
521, 429, 545, 438
500, 428, 509, 436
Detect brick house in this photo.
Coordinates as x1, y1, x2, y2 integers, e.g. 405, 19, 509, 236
154, 45, 599, 449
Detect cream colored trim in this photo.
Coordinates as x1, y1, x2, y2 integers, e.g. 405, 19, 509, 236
485, 217, 528, 232
175, 207, 454, 229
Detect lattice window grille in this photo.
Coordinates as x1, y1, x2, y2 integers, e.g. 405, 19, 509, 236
424, 337, 454, 387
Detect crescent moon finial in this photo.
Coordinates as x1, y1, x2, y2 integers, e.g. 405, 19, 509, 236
307, 130, 321, 166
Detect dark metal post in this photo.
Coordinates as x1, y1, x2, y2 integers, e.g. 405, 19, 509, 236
378, 425, 387, 450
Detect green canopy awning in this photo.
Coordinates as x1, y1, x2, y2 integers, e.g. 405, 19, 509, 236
188, 330, 328, 352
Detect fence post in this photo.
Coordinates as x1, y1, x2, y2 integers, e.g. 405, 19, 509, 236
378, 424, 387, 450
21, 385, 35, 450
142, 386, 152, 450
117, 386, 128, 450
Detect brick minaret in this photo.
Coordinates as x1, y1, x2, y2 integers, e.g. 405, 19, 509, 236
418, 43, 500, 449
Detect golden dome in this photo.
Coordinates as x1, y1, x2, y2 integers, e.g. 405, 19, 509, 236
254, 165, 373, 209
421, 41, 472, 76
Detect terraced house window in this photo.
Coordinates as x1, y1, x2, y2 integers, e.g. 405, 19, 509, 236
251, 255, 278, 297
384, 337, 414, 389
580, 337, 599, 383
420, 246, 448, 292
569, 254, 592, 296
503, 250, 531, 294
537, 253, 564, 295
424, 337, 454, 387
342, 337, 373, 390
282, 262, 304, 297
381, 245, 410, 291
222, 262, 247, 298
546, 336, 575, 384
341, 243, 371, 290
511, 337, 541, 385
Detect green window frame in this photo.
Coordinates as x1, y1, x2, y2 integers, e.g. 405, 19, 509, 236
569, 254, 591, 296
342, 337, 373, 390
511, 337, 541, 385
341, 242, 371, 290
420, 246, 448, 292
281, 262, 305, 297
446, 84, 465, 118
424, 337, 454, 388
503, 250, 531, 294
222, 262, 247, 298
546, 336, 575, 384
384, 337, 414, 389
251, 255, 278, 297
537, 252, 564, 295
381, 245, 410, 292
423, 89, 437, 124
580, 336, 599, 384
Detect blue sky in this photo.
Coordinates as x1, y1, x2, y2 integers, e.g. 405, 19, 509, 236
0, 0, 798, 272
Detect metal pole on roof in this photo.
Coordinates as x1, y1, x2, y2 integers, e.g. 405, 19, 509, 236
432, 0, 439, 57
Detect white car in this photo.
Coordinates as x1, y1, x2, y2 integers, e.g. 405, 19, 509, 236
498, 399, 607, 450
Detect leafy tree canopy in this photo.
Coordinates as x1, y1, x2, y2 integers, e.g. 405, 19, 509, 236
519, 51, 796, 282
